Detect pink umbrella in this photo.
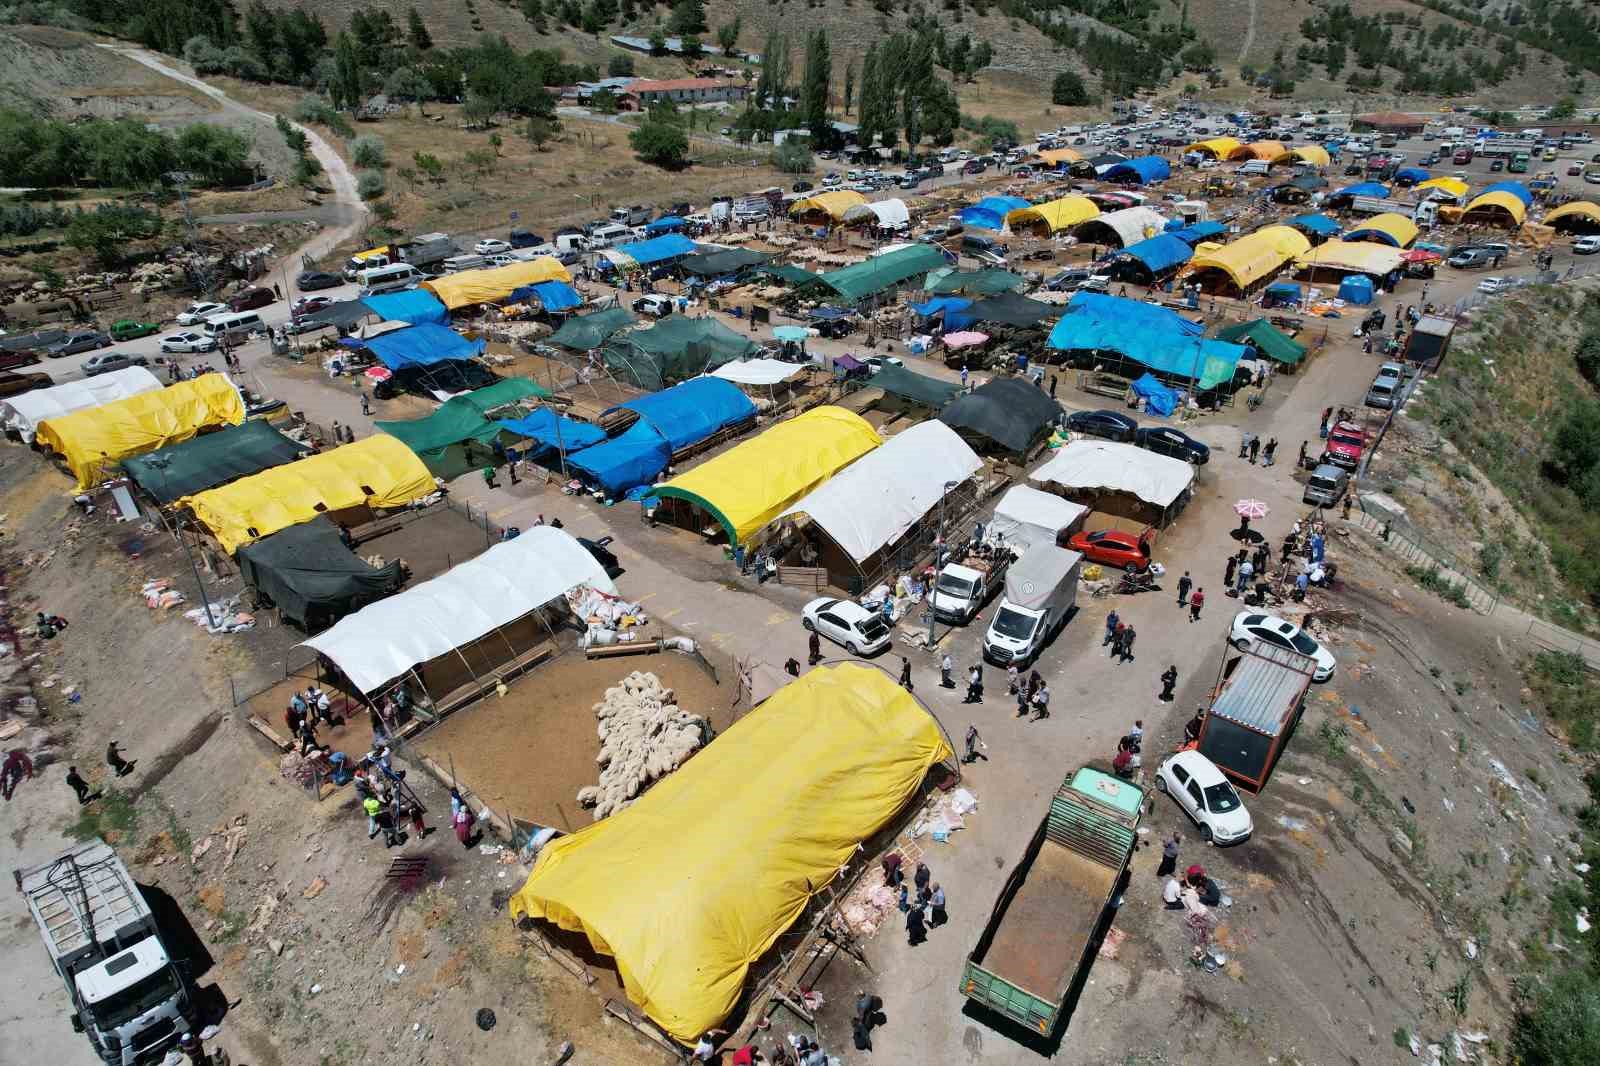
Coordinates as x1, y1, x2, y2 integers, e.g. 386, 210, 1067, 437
1234, 499, 1270, 519
363, 366, 392, 382
943, 331, 991, 349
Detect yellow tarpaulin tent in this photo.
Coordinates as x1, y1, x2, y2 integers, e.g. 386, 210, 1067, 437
1461, 190, 1527, 227
181, 434, 435, 553
509, 663, 952, 1044
1271, 145, 1331, 168
1344, 212, 1419, 248
1256, 225, 1314, 259
1189, 226, 1309, 291
653, 406, 880, 545
1182, 137, 1241, 160
35, 373, 244, 490
1228, 140, 1287, 161
1034, 147, 1084, 166
420, 258, 572, 310
1416, 176, 1469, 199
788, 190, 868, 220
1544, 200, 1600, 229
1006, 196, 1099, 235
1296, 240, 1406, 275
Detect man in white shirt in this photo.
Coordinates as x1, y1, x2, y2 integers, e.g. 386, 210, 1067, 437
1163, 877, 1184, 910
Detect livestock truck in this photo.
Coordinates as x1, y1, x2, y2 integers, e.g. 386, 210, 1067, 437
14, 839, 196, 1065
960, 767, 1144, 1039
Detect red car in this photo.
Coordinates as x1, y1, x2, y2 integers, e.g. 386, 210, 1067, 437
1323, 421, 1367, 470
1066, 528, 1154, 572
228, 286, 276, 312
292, 295, 334, 316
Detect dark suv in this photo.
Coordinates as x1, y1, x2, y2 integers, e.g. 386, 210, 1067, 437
1065, 409, 1138, 442
229, 287, 275, 311
1135, 426, 1209, 464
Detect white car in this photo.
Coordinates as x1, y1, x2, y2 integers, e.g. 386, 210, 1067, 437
631, 294, 674, 318
484, 253, 516, 267
160, 331, 217, 353
1155, 750, 1253, 845
821, 173, 842, 187
1477, 276, 1513, 295
176, 301, 226, 325
801, 597, 892, 656
1575, 235, 1600, 254
474, 238, 511, 255
1228, 610, 1337, 681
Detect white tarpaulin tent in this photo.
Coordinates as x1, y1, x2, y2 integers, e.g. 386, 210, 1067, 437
986, 485, 1087, 552
842, 198, 911, 229
0, 366, 163, 443
1030, 440, 1195, 508
773, 421, 982, 563
709, 359, 807, 386
301, 526, 615, 693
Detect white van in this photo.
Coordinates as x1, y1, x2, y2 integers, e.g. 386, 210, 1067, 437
553, 233, 592, 255
358, 263, 421, 296
588, 223, 632, 248
201, 310, 264, 340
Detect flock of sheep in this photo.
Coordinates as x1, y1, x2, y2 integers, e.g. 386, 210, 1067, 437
575, 671, 711, 821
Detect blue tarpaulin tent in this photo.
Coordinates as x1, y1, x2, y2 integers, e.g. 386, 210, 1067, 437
1328, 182, 1389, 202
645, 216, 686, 234
1054, 292, 1204, 339
1482, 180, 1534, 206
508, 280, 582, 311
959, 196, 1029, 231
361, 323, 485, 370
909, 296, 973, 318
1166, 221, 1226, 244
360, 290, 449, 326
1103, 156, 1172, 185
609, 377, 756, 453
1285, 213, 1341, 237
609, 233, 697, 266
1131, 373, 1179, 416
1338, 275, 1375, 304
567, 420, 673, 497
1264, 282, 1302, 308
497, 408, 607, 457
1047, 293, 1242, 389
1117, 234, 1193, 275
1393, 167, 1430, 186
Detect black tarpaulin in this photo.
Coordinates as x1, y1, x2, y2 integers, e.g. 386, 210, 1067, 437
124, 420, 310, 504
236, 516, 403, 629
938, 377, 1062, 454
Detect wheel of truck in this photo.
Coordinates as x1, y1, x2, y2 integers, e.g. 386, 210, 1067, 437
1155, 774, 1169, 794
802, 617, 815, 631
1202, 825, 1214, 845
846, 641, 860, 655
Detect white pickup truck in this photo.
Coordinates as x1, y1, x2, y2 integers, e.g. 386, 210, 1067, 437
930, 554, 1009, 624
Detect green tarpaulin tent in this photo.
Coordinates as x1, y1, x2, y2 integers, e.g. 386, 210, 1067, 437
455, 376, 549, 413
601, 316, 760, 390
680, 249, 772, 276
962, 291, 1057, 328
1213, 319, 1307, 365
124, 420, 310, 504
923, 269, 1027, 296
761, 264, 822, 286
813, 245, 946, 303
375, 383, 535, 480
236, 516, 403, 630
547, 308, 637, 350
866, 364, 961, 410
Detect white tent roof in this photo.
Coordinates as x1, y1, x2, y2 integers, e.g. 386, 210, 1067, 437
986, 484, 1087, 552
842, 198, 911, 228
1075, 206, 1168, 248
1029, 440, 1195, 508
0, 366, 163, 443
709, 359, 806, 386
774, 420, 982, 563
300, 526, 615, 693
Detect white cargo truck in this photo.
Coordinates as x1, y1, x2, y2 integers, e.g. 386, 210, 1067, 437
931, 487, 1086, 625
15, 839, 195, 1065
982, 544, 1083, 666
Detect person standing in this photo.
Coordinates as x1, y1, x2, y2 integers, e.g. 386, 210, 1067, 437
929, 883, 947, 927
1102, 609, 1120, 647
1119, 626, 1137, 664
1298, 440, 1308, 467
360, 392, 371, 416
1189, 588, 1205, 622
363, 794, 383, 839
1049, 374, 1058, 398
1159, 665, 1178, 702
964, 663, 983, 704
1031, 681, 1051, 720
482, 466, 499, 489
1157, 832, 1183, 879
1262, 438, 1278, 467
1176, 570, 1192, 607
906, 901, 927, 946
106, 741, 134, 778
914, 861, 931, 902
941, 653, 954, 688
1248, 436, 1260, 464
1236, 558, 1253, 596
452, 803, 476, 849
1110, 622, 1127, 659
1015, 683, 1030, 719
963, 724, 988, 763
2, 748, 34, 801
65, 766, 91, 805
808, 629, 822, 666
898, 657, 913, 692
1006, 663, 1019, 695
1224, 554, 1238, 589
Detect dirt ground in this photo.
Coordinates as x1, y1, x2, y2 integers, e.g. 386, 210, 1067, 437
417, 637, 734, 834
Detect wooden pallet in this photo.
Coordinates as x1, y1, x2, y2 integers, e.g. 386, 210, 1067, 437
386, 855, 429, 888
776, 565, 826, 591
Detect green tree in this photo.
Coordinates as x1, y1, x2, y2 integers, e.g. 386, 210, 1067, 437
383, 67, 434, 112
1551, 96, 1579, 120
356, 170, 386, 199
1579, 328, 1600, 385
174, 123, 253, 185
406, 7, 432, 51
526, 117, 557, 149
667, 0, 706, 35
629, 116, 689, 166
1052, 70, 1090, 105
1552, 396, 1600, 505
969, 39, 992, 80
681, 34, 703, 58
856, 44, 879, 148
716, 18, 741, 56
412, 151, 444, 183
921, 79, 959, 146
331, 32, 365, 110
1513, 965, 1600, 1066
591, 88, 620, 114
801, 29, 832, 143
608, 53, 636, 77
843, 62, 856, 115
66, 206, 162, 267
1180, 40, 1214, 72
243, 1, 278, 66
771, 141, 813, 173
521, 0, 548, 33
648, 29, 667, 55
350, 135, 387, 168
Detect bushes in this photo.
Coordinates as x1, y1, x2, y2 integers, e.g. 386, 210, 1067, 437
356, 170, 386, 200
770, 141, 813, 175
350, 136, 387, 168
1526, 650, 1600, 751
292, 96, 355, 138
1051, 70, 1091, 106
629, 118, 689, 168
1577, 327, 1600, 385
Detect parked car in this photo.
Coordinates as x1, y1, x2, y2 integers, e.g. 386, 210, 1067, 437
176, 301, 227, 325
1228, 610, 1337, 681
924, 161, 945, 177
228, 287, 275, 312
1576, 235, 1600, 255
296, 270, 342, 291
1135, 426, 1209, 464
1489, 157, 1506, 172
801, 597, 892, 656
1065, 528, 1153, 572
81, 352, 149, 377
292, 295, 335, 316
1154, 750, 1253, 845
897, 172, 922, 189
791, 180, 814, 192
160, 331, 217, 353
822, 173, 842, 187
632, 294, 675, 318
509, 229, 545, 249
106, 319, 158, 342
45, 331, 112, 357
1477, 276, 1513, 294
474, 238, 511, 255
0, 370, 52, 399
1065, 408, 1138, 442
1322, 420, 1366, 470
1447, 248, 1501, 269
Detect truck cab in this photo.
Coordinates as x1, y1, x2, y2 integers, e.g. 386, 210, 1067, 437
1323, 420, 1367, 470
930, 559, 1003, 624
982, 544, 1082, 666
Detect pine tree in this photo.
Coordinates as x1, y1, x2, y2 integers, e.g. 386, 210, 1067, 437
844, 62, 855, 115
801, 30, 832, 143
857, 44, 879, 148
332, 32, 365, 110
406, 8, 432, 51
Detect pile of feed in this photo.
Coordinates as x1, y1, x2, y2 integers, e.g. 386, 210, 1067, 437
575, 670, 710, 820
